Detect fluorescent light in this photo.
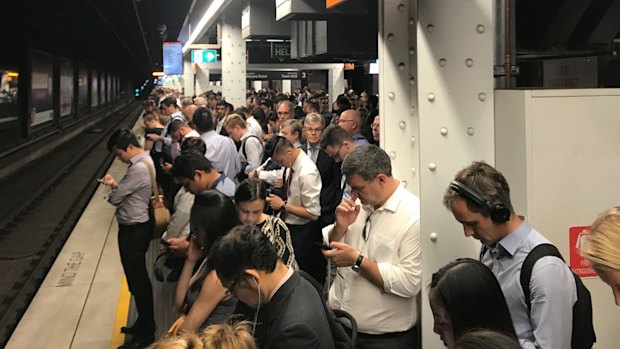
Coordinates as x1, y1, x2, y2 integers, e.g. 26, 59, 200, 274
182, 0, 226, 53
266, 39, 285, 43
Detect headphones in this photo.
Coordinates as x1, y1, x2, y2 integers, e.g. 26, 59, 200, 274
449, 180, 511, 223
251, 276, 261, 336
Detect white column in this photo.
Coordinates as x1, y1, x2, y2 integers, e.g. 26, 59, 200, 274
183, 55, 195, 96
195, 65, 210, 96
416, 0, 494, 347
282, 79, 292, 95
221, 9, 246, 107
328, 64, 345, 105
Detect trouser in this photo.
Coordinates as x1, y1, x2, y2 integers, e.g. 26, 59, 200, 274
348, 325, 419, 349
118, 222, 156, 336
288, 221, 326, 285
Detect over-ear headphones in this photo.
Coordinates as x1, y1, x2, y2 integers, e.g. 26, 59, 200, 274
449, 180, 511, 223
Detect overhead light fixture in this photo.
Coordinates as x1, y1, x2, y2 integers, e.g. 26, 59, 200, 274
266, 39, 285, 43
182, 0, 226, 54
7, 72, 19, 77
152, 71, 165, 76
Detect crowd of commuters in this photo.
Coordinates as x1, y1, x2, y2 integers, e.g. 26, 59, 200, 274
100, 85, 613, 349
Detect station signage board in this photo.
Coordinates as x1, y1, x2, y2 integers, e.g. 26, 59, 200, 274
246, 71, 306, 80
326, 0, 348, 8
163, 42, 183, 75
271, 42, 291, 60
192, 49, 218, 63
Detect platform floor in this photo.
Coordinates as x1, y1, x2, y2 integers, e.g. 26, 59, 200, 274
6, 117, 178, 349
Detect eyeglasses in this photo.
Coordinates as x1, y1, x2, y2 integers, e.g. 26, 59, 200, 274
339, 119, 354, 123
306, 127, 323, 134
362, 213, 374, 241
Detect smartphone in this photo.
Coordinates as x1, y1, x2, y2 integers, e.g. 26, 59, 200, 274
314, 241, 332, 250
160, 238, 171, 247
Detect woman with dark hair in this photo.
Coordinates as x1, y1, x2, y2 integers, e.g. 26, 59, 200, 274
172, 190, 240, 333
234, 178, 297, 269
429, 258, 517, 348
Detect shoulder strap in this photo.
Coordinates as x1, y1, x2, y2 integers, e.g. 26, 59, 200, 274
240, 134, 262, 159
520, 243, 564, 310
138, 159, 159, 198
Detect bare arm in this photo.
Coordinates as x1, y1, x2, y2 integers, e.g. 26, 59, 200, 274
178, 270, 228, 333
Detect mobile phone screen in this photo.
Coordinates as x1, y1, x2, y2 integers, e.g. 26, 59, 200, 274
160, 238, 171, 247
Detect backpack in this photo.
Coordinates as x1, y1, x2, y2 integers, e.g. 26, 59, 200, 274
236, 134, 262, 182
520, 243, 596, 349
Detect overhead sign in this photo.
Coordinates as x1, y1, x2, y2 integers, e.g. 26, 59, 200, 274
271, 42, 290, 60
192, 49, 218, 63
163, 42, 183, 75
326, 0, 348, 8
246, 71, 305, 80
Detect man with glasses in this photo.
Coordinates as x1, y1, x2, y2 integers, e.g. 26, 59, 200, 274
304, 113, 342, 227
322, 144, 421, 349
338, 109, 369, 145
208, 225, 335, 349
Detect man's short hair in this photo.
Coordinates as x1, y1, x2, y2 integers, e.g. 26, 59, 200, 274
273, 136, 294, 155
193, 107, 215, 132
180, 97, 193, 108
160, 96, 178, 108
181, 137, 206, 154
234, 106, 250, 117
306, 101, 320, 113
107, 129, 140, 152
207, 225, 279, 284
276, 100, 294, 113
342, 144, 392, 181
223, 114, 247, 129
442, 161, 514, 218
172, 150, 213, 179
320, 125, 354, 150
168, 119, 189, 134
304, 112, 325, 128
282, 119, 302, 137
259, 99, 273, 109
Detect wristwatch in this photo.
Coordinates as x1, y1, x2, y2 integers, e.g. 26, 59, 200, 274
352, 253, 364, 272
281, 200, 287, 211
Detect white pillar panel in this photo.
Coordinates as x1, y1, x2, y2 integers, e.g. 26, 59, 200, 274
282, 79, 292, 95
195, 65, 210, 96
416, 1, 494, 348
379, 0, 418, 195
328, 64, 345, 105
495, 89, 620, 348
222, 9, 246, 108
252, 80, 262, 92
183, 55, 194, 97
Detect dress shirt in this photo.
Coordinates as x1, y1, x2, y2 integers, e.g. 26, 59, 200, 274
323, 184, 421, 334
107, 152, 153, 225
162, 188, 194, 239
200, 130, 241, 180
246, 116, 263, 137
481, 218, 576, 349
210, 174, 237, 199
171, 130, 201, 159
268, 267, 294, 301
352, 132, 369, 146
306, 143, 320, 163
156, 111, 186, 153
283, 151, 322, 225
239, 132, 263, 174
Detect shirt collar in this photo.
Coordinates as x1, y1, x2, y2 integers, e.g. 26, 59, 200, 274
128, 151, 148, 166
268, 267, 293, 302
497, 217, 530, 256
363, 182, 403, 215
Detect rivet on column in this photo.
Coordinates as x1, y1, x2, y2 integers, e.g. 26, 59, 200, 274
398, 63, 406, 70
388, 33, 395, 41
399, 121, 406, 129
430, 232, 438, 242
409, 18, 415, 26
440, 127, 448, 136
429, 163, 437, 171
465, 58, 474, 67
467, 127, 475, 136
409, 47, 415, 55
409, 77, 415, 85
427, 93, 435, 102
388, 92, 395, 100
410, 137, 416, 146
389, 151, 396, 159
426, 24, 434, 33
478, 93, 487, 101
397, 3, 405, 11
439, 58, 447, 67
411, 167, 416, 175
476, 24, 485, 33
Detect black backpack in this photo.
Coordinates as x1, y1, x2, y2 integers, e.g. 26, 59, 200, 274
520, 243, 596, 349
236, 134, 262, 182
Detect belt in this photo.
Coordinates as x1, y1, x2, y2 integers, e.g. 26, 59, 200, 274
356, 326, 417, 339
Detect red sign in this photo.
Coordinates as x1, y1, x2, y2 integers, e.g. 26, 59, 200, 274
326, 0, 348, 9
569, 226, 597, 278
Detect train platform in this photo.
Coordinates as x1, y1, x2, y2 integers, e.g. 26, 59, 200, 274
5, 116, 176, 349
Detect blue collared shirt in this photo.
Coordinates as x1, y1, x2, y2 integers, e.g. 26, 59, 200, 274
200, 130, 241, 180
481, 218, 576, 349
107, 152, 153, 225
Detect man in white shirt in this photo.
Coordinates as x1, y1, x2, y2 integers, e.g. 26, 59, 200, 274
258, 136, 325, 284
279, 119, 303, 149
224, 114, 263, 181
323, 144, 421, 349
168, 120, 200, 159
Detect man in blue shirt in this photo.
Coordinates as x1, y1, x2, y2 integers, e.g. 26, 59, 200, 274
102, 129, 156, 349
443, 161, 577, 349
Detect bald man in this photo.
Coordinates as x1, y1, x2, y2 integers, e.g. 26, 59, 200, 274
338, 109, 369, 145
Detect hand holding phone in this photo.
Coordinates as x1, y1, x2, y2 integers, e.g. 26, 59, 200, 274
160, 238, 171, 248
314, 241, 332, 250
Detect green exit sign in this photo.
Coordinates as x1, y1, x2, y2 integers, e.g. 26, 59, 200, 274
191, 49, 218, 63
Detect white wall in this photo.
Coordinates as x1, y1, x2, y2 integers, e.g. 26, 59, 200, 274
495, 89, 620, 349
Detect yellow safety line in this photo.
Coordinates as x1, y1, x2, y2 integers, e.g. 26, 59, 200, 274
109, 275, 130, 349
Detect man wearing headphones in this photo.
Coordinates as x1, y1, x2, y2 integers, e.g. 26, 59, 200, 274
443, 161, 576, 349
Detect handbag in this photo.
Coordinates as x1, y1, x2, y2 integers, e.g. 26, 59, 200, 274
140, 159, 171, 238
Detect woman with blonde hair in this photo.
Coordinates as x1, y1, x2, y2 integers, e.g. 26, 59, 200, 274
202, 321, 256, 349
581, 206, 620, 305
